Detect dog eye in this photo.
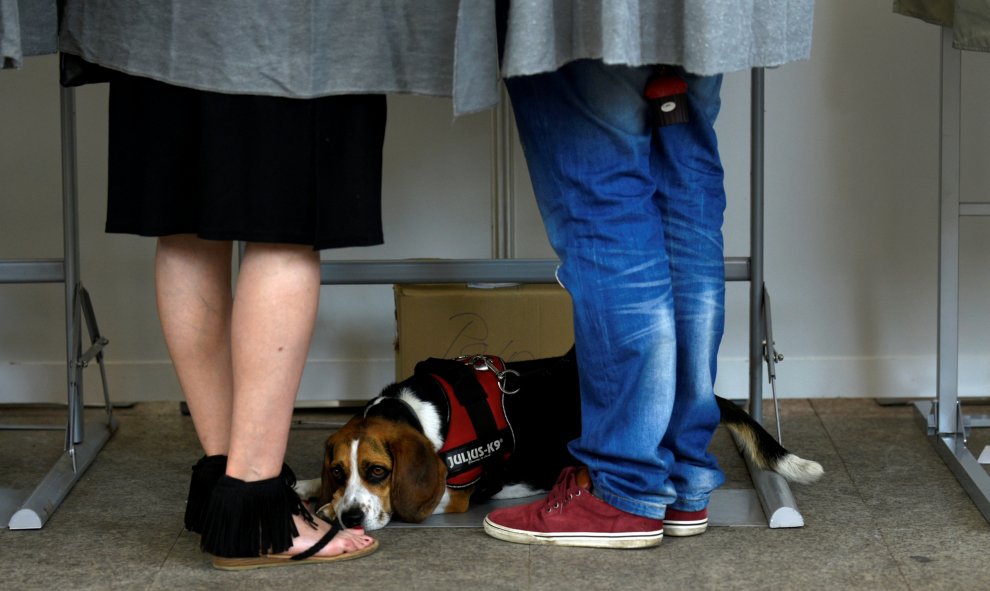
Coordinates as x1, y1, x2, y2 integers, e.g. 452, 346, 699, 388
366, 465, 390, 483
330, 466, 345, 481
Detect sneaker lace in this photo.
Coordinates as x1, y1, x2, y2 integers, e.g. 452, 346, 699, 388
544, 469, 584, 514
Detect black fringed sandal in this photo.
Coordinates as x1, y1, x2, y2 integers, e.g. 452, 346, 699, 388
184, 454, 227, 534
200, 466, 378, 570
211, 517, 378, 571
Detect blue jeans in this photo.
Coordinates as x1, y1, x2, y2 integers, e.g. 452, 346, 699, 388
505, 59, 726, 519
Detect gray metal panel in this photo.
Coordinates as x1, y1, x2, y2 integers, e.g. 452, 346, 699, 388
960, 203, 990, 216
0, 259, 64, 283
319, 257, 750, 285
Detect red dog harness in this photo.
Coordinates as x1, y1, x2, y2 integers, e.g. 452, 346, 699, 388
415, 355, 518, 489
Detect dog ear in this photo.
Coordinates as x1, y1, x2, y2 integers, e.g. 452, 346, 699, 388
388, 429, 447, 523
318, 435, 341, 509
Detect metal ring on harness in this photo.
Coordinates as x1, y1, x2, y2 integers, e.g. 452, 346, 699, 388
456, 355, 521, 395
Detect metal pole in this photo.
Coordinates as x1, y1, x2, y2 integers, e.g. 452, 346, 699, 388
749, 68, 766, 423
936, 27, 961, 437
60, 85, 84, 449
491, 85, 515, 260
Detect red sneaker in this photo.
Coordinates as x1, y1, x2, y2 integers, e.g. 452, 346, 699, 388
483, 467, 663, 549
663, 507, 708, 537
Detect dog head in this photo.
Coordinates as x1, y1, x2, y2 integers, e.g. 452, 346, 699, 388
317, 414, 447, 530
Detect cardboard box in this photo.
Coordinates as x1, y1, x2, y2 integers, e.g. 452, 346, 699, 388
394, 283, 574, 380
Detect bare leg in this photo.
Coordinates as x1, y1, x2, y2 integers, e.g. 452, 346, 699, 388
224, 243, 373, 556
155, 235, 234, 456
224, 242, 320, 482
159, 238, 373, 557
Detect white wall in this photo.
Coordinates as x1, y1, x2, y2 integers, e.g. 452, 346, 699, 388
2, 2, 989, 405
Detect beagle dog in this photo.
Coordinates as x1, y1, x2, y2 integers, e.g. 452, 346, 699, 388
296, 349, 823, 531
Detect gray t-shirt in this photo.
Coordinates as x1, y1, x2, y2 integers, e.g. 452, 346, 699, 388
56, 1, 814, 115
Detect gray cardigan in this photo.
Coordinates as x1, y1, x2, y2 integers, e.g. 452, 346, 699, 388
55, 1, 814, 115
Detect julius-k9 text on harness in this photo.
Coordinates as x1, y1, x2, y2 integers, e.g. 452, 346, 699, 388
414, 355, 518, 489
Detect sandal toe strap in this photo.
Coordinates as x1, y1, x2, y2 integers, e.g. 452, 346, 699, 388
291, 520, 343, 561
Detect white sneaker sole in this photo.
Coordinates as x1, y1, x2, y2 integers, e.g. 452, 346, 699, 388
483, 517, 663, 549
663, 519, 708, 537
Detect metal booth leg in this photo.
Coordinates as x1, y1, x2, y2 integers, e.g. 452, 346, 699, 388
4, 86, 117, 531
733, 67, 806, 529
912, 27, 990, 524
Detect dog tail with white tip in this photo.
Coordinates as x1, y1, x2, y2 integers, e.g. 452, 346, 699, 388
716, 396, 824, 484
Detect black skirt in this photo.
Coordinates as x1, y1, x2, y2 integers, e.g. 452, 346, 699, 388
106, 74, 387, 250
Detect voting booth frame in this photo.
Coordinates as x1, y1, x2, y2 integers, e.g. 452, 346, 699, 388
314, 71, 807, 529
21, 66, 985, 530
913, 27, 990, 524
1, 86, 116, 530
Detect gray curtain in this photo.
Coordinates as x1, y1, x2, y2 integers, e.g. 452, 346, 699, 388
0, 0, 58, 69
894, 0, 990, 52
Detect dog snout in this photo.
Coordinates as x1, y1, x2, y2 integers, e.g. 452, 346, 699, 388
340, 507, 366, 528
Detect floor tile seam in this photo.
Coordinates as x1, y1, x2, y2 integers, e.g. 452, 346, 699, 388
809, 399, 919, 588
526, 546, 534, 590
873, 527, 921, 591
808, 398, 856, 480
148, 526, 186, 590
808, 398, 886, 513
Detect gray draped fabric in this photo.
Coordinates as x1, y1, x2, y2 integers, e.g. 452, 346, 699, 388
894, 0, 990, 52
58, 1, 468, 102
1, 0, 57, 69
501, 0, 815, 78
58, 1, 814, 115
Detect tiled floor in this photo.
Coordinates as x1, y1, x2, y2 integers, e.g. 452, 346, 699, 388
2, 398, 990, 590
